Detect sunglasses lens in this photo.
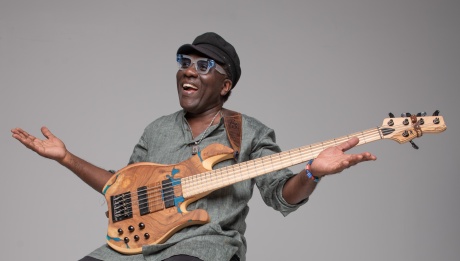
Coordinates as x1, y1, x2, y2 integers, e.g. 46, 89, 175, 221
178, 57, 191, 69
196, 60, 210, 73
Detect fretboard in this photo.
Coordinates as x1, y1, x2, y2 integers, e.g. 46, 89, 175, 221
181, 127, 383, 198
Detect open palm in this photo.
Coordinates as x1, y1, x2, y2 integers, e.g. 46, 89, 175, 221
11, 126, 67, 161
311, 137, 376, 177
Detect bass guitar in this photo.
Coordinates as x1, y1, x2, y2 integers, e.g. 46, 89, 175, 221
102, 111, 446, 254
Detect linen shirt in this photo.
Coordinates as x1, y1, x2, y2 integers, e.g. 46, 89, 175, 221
88, 110, 306, 261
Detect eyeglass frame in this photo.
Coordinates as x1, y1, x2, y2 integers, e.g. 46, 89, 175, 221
176, 54, 227, 75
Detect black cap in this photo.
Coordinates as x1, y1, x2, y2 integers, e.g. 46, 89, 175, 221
177, 32, 241, 88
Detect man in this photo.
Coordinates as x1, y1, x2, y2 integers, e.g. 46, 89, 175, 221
11, 32, 376, 261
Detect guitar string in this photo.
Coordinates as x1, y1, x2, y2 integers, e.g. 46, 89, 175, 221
111, 121, 439, 218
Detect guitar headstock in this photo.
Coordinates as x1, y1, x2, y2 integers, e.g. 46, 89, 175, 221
380, 110, 446, 148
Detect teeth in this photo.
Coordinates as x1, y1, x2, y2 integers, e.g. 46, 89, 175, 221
183, 83, 198, 90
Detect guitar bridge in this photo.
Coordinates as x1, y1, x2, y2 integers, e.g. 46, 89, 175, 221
110, 192, 133, 222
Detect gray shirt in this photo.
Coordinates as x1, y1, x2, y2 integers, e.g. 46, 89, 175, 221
88, 110, 306, 261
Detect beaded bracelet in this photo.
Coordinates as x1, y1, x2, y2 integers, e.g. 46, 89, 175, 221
305, 159, 321, 183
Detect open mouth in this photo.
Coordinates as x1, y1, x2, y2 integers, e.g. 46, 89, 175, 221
182, 83, 198, 93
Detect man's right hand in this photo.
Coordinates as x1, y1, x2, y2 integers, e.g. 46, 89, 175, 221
11, 126, 114, 193
11, 126, 68, 162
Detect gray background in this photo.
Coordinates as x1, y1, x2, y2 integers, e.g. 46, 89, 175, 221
1, 0, 459, 260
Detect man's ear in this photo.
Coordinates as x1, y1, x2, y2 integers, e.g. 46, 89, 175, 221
220, 79, 233, 96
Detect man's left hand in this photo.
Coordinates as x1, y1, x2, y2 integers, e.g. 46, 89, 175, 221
310, 137, 376, 178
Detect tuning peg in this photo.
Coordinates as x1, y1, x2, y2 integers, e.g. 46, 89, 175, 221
409, 140, 419, 150
416, 112, 427, 117
401, 112, 411, 117
389, 112, 395, 118
432, 110, 440, 116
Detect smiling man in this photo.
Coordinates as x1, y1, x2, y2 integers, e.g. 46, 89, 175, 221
11, 32, 375, 261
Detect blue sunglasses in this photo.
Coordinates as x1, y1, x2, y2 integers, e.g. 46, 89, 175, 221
177, 54, 226, 75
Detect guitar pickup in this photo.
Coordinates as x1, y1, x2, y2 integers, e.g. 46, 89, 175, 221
162, 180, 175, 209
135, 180, 175, 217
137, 186, 150, 216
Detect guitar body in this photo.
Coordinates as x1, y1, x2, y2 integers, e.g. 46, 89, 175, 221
103, 143, 235, 254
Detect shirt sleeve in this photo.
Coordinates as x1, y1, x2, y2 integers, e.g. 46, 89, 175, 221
250, 126, 308, 216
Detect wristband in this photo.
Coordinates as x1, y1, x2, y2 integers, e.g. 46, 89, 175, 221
305, 159, 321, 183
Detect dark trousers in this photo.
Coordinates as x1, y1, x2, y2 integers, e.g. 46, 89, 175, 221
79, 254, 240, 261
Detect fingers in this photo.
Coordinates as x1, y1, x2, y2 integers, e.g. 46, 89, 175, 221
11, 128, 35, 143
11, 128, 40, 152
11, 127, 52, 141
11, 127, 25, 137
357, 152, 376, 162
346, 152, 377, 167
363, 152, 377, 161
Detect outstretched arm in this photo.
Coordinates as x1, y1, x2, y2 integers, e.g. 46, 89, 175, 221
282, 137, 376, 204
11, 126, 113, 193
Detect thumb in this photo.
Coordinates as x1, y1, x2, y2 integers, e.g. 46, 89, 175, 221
41, 126, 55, 139
337, 137, 359, 152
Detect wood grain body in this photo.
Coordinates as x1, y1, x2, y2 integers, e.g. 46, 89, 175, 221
103, 144, 234, 254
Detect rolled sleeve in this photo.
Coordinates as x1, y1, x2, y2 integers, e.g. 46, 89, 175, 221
248, 122, 307, 216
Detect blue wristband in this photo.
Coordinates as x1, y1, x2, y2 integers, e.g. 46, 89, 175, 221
305, 159, 321, 183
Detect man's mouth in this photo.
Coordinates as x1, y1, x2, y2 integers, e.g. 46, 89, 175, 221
182, 83, 198, 92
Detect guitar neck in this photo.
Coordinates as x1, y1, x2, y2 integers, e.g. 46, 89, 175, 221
181, 127, 383, 198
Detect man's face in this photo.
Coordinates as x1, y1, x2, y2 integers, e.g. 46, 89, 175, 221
176, 53, 230, 114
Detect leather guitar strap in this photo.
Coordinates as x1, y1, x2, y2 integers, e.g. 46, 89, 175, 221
223, 109, 242, 160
